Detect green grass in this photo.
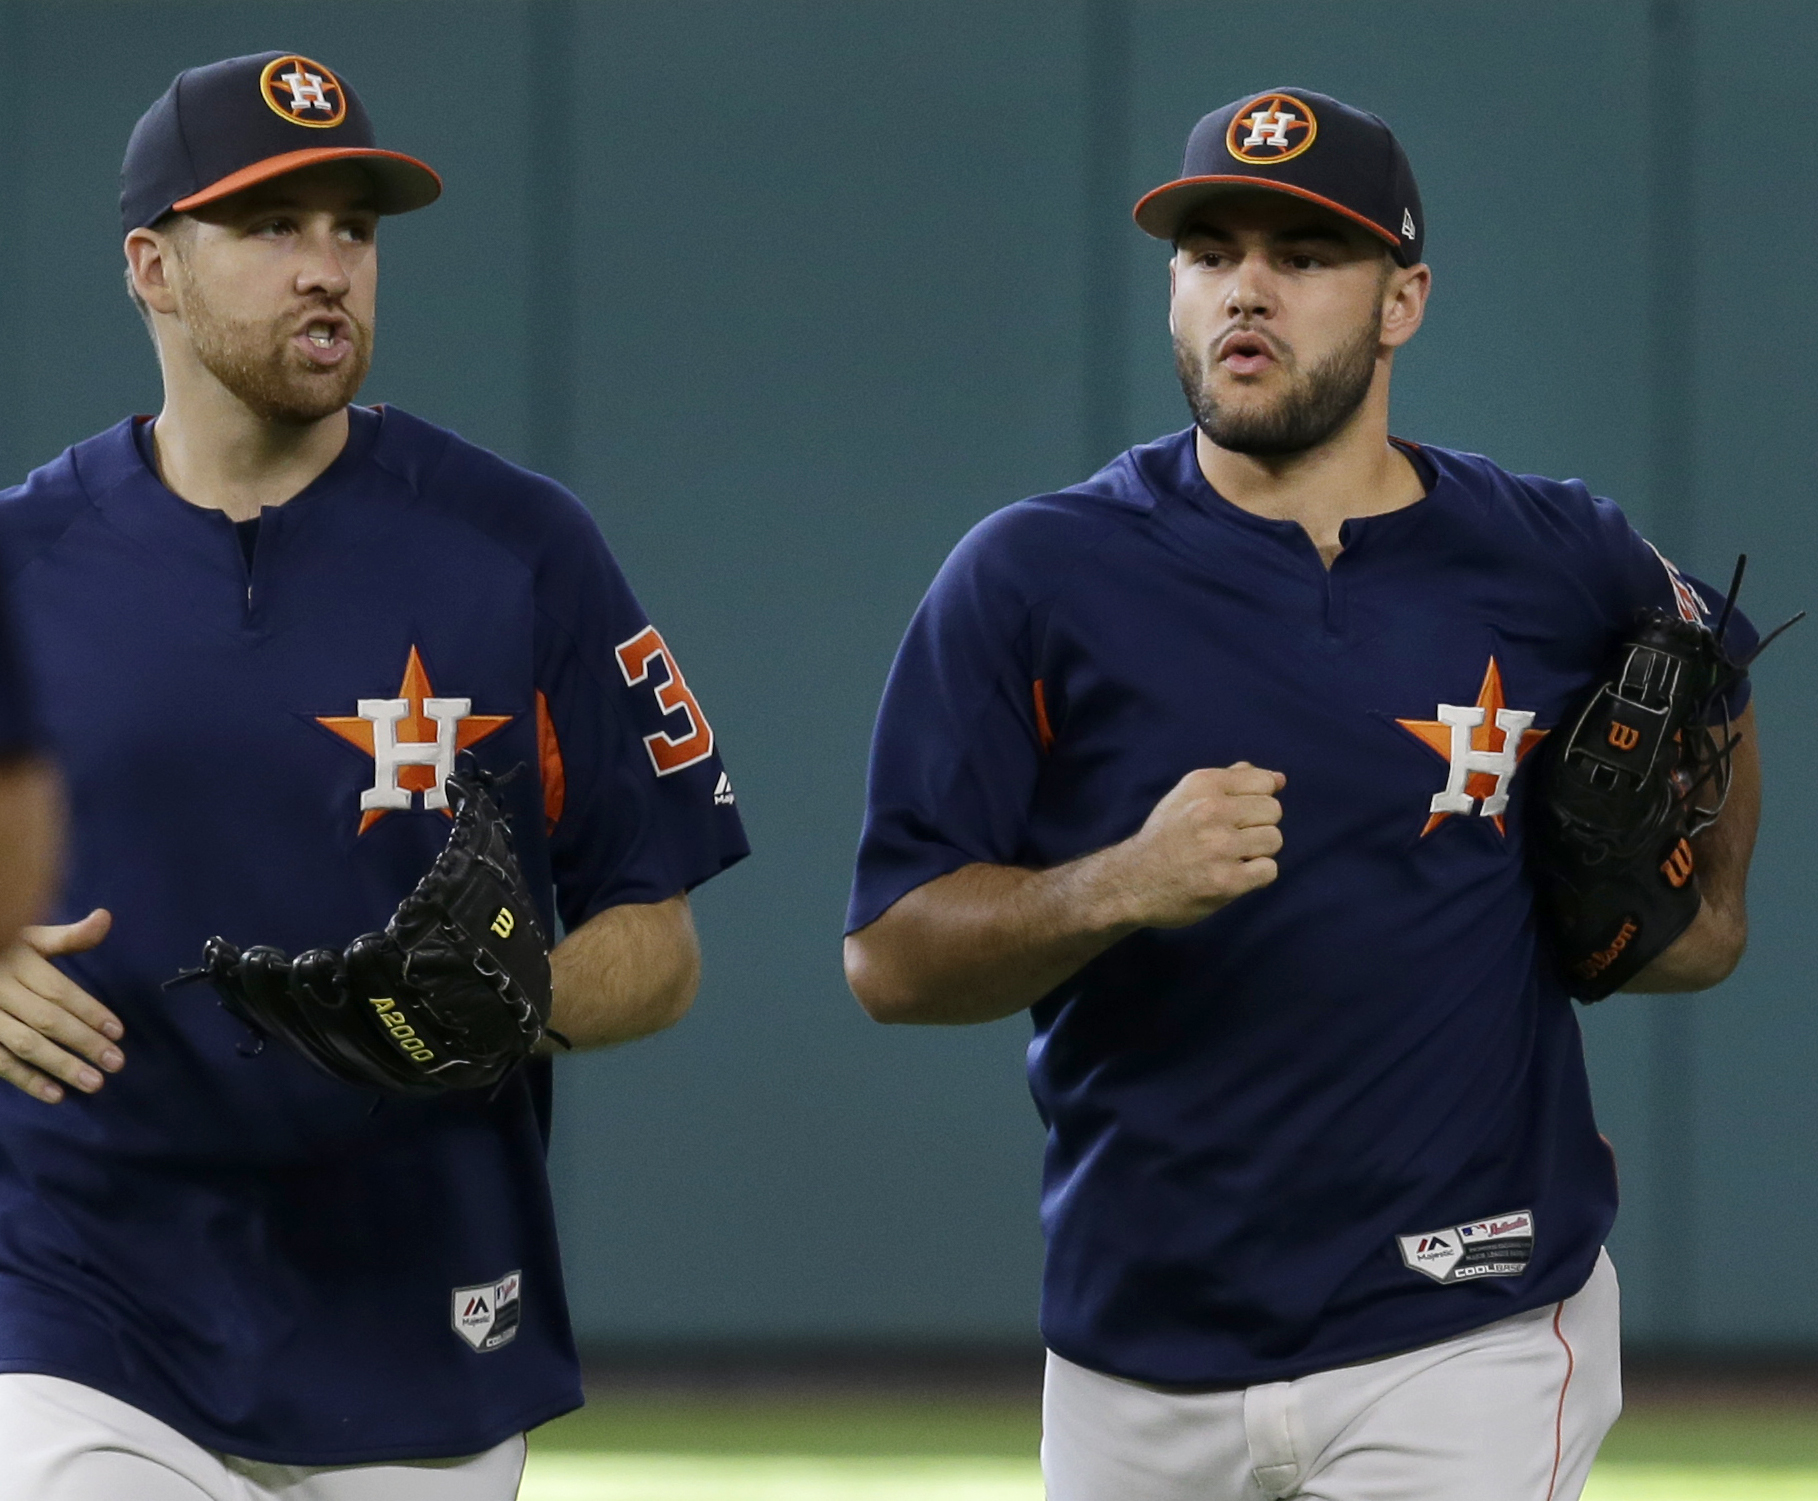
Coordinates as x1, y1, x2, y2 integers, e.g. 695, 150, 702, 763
1596, 1408, 1818, 1466
521, 1453, 1043, 1500
531, 1397, 1040, 1459
522, 1392, 1818, 1499
1584, 1473, 1818, 1500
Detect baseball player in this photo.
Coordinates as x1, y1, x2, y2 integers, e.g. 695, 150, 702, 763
846, 89, 1763, 1500
0, 53, 746, 1499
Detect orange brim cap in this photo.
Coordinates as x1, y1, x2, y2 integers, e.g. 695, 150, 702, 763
172, 147, 442, 215
1133, 176, 1402, 252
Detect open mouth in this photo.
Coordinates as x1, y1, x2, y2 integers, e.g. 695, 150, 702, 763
1217, 330, 1276, 375
293, 315, 354, 365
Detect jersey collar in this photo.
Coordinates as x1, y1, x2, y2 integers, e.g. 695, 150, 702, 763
71, 406, 385, 589
1141, 426, 1444, 553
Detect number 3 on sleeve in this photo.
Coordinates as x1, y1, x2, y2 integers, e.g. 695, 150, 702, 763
614, 626, 716, 775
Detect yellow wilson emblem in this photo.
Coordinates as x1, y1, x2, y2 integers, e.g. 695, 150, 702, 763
1226, 92, 1318, 165
491, 907, 516, 939
259, 55, 348, 129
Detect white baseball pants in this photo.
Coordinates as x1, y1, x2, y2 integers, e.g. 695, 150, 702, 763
0, 1373, 526, 1500
1043, 1247, 1621, 1501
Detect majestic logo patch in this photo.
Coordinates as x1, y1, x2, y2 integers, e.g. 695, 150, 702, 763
259, 55, 348, 129
452, 1270, 522, 1352
1226, 92, 1318, 165
713, 771, 736, 807
316, 646, 513, 834
1398, 1210, 1534, 1284
1396, 657, 1547, 836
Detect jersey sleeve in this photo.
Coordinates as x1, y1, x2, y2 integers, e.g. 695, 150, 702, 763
533, 510, 747, 932
1586, 495, 1759, 720
847, 511, 1048, 934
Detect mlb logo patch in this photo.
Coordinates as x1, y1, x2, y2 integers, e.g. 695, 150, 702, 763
1397, 1210, 1534, 1285
452, 1270, 522, 1352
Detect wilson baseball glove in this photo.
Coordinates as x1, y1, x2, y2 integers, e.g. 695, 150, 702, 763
1529, 559, 1797, 1001
171, 760, 559, 1094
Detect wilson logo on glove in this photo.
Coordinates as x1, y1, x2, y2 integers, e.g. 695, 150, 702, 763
1530, 556, 1801, 1001
1575, 920, 1639, 984
1659, 839, 1695, 889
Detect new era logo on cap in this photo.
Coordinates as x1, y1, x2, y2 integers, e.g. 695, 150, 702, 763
259, 55, 347, 129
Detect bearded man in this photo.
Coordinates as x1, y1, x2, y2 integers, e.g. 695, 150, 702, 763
844, 89, 1761, 1501
0, 53, 746, 1500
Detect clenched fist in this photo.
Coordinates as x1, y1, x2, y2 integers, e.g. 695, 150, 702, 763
1101, 762, 1285, 929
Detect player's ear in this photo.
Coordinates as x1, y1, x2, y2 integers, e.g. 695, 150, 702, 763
124, 227, 181, 319
1380, 260, 1429, 349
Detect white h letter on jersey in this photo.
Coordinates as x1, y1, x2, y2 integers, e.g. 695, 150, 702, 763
357, 697, 470, 813
1428, 703, 1538, 818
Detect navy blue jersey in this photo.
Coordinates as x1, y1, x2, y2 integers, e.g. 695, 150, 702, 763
849, 429, 1753, 1387
0, 406, 747, 1463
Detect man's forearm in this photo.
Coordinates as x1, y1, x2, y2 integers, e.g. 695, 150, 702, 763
844, 855, 1140, 1027
547, 893, 700, 1049
845, 764, 1287, 1025
0, 759, 59, 949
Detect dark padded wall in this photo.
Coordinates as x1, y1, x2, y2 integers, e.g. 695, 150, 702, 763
0, 1, 1808, 1348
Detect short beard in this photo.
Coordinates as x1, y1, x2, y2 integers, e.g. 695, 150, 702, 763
1177, 311, 1380, 459
174, 265, 372, 425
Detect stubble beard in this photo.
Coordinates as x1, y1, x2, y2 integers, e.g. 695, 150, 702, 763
1177, 311, 1381, 459
176, 269, 373, 425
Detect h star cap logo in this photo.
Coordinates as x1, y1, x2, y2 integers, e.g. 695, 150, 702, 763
317, 646, 512, 834
258, 54, 348, 129
1396, 657, 1547, 836
1226, 91, 1318, 165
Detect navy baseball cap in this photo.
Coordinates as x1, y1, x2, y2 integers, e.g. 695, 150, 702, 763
121, 52, 441, 237
1134, 88, 1424, 266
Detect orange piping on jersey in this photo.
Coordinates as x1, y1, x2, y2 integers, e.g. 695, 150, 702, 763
1032, 680, 1056, 753
535, 690, 566, 834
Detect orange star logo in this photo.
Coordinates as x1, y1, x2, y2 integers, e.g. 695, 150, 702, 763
317, 645, 513, 834
1396, 657, 1547, 837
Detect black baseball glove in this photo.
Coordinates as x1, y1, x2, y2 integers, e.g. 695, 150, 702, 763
1529, 559, 1798, 1001
171, 761, 559, 1094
